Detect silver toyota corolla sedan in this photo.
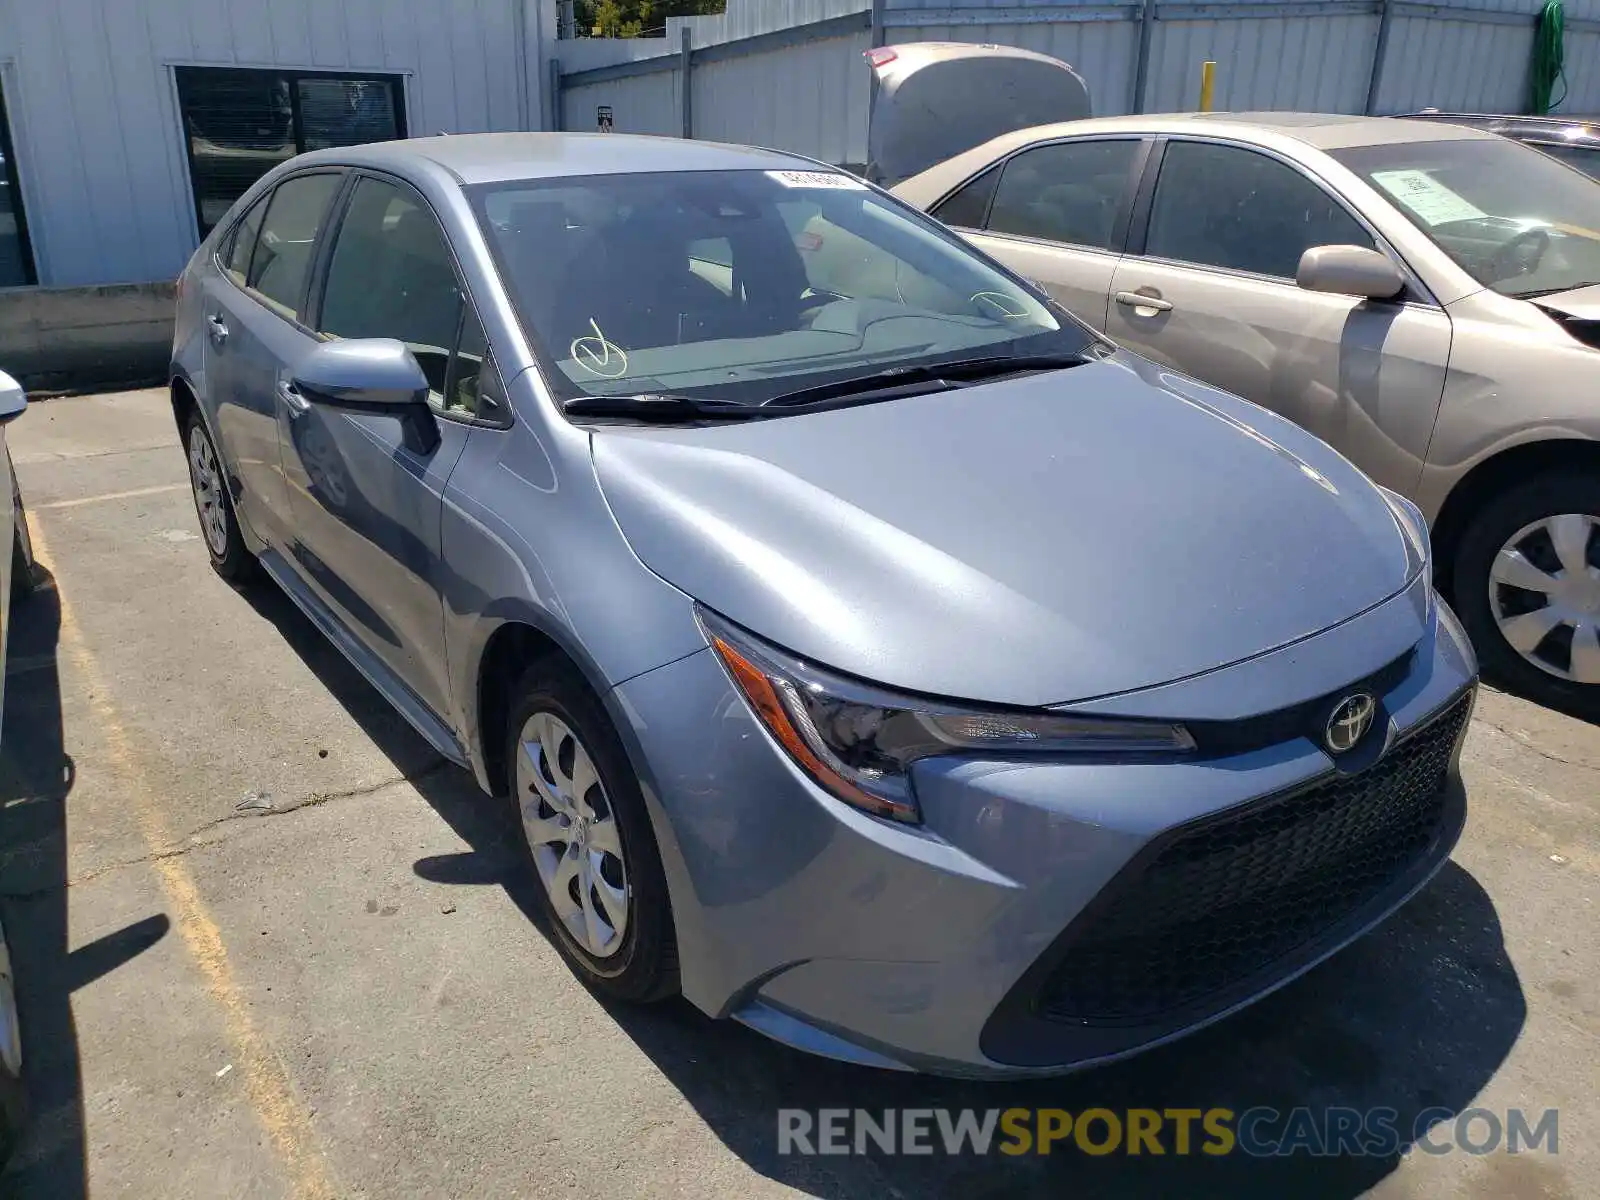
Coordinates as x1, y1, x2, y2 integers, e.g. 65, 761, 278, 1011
171, 133, 1477, 1077
871, 43, 1600, 719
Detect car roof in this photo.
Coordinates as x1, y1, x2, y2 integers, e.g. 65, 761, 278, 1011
294, 132, 816, 185
963, 111, 1503, 155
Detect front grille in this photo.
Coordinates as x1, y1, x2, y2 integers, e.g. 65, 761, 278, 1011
1036, 693, 1471, 1025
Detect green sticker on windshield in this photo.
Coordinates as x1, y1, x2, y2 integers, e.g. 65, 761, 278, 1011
1370, 169, 1486, 226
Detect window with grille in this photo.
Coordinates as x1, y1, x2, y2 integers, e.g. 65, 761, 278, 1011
0, 78, 36, 286
175, 67, 406, 238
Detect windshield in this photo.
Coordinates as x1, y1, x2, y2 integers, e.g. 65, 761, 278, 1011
1331, 138, 1600, 298
468, 169, 1093, 404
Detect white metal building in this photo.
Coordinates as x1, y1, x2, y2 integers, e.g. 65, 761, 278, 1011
0, 0, 554, 291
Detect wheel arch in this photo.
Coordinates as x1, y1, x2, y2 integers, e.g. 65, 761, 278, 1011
1431, 437, 1600, 596
169, 374, 198, 441
468, 609, 623, 798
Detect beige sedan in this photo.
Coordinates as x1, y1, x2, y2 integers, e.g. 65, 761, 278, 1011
889, 105, 1600, 716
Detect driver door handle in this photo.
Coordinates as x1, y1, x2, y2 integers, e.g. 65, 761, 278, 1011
277, 379, 310, 414
207, 314, 230, 344
1115, 291, 1174, 313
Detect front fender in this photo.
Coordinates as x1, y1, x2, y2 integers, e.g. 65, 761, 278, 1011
439, 415, 707, 792
1418, 291, 1600, 520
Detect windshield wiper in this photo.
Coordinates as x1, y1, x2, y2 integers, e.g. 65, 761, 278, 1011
563, 349, 1102, 421
759, 351, 1099, 409
1516, 281, 1600, 299
563, 393, 765, 422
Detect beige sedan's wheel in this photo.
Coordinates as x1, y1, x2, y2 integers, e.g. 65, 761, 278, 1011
1454, 472, 1600, 717
1488, 513, 1600, 684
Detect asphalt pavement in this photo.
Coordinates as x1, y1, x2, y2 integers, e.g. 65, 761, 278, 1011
0, 388, 1594, 1199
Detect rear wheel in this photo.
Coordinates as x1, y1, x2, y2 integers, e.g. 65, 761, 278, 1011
1453, 472, 1600, 716
505, 662, 678, 1003
184, 412, 255, 582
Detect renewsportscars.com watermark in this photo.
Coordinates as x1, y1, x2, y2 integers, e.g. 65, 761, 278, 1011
778, 1107, 1559, 1158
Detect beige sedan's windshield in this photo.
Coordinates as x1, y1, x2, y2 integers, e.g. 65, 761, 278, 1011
1333, 138, 1600, 298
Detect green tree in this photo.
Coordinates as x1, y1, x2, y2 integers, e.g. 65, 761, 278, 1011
576, 0, 724, 38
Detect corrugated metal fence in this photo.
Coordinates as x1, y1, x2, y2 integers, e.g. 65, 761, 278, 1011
555, 0, 1600, 167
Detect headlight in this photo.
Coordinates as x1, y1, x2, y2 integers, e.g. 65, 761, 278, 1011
699, 609, 1195, 824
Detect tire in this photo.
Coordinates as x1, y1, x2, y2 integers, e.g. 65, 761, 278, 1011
1452, 471, 1600, 716
183, 411, 255, 582
504, 660, 679, 1003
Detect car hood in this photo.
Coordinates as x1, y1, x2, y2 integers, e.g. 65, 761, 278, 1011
592, 356, 1419, 708
1532, 282, 1600, 322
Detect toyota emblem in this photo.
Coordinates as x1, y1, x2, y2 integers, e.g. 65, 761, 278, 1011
1325, 693, 1377, 754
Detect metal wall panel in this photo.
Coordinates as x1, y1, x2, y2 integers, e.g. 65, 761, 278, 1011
1563, 30, 1600, 113
0, 0, 532, 287
1145, 15, 1379, 114
692, 33, 874, 163
1373, 15, 1533, 113
563, 71, 683, 137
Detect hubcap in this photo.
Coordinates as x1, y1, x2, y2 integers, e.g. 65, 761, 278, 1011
515, 712, 629, 959
1488, 512, 1600, 684
187, 425, 230, 556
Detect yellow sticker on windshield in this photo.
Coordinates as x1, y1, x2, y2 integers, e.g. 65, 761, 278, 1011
1370, 169, 1486, 226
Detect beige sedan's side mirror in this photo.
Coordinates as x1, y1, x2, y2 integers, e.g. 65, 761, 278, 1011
1297, 245, 1406, 301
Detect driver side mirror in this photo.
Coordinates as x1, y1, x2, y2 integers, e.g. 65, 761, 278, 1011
1296, 245, 1406, 301
292, 339, 440, 455
0, 371, 27, 425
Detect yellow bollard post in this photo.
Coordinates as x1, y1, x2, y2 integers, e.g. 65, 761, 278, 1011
1199, 60, 1216, 111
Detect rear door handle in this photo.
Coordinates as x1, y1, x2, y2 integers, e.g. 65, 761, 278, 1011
1115, 291, 1174, 313
277, 379, 310, 414
206, 314, 230, 344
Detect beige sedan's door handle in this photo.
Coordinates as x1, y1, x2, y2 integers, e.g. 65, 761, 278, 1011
1115, 291, 1174, 313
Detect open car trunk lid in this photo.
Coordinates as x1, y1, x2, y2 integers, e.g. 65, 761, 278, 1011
864, 42, 1091, 189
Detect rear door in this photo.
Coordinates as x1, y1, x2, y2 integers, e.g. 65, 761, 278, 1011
279, 172, 485, 717
1104, 138, 1452, 495
932, 138, 1146, 331
203, 172, 345, 546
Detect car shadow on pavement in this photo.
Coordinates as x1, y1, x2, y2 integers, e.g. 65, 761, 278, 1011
237, 579, 1527, 1200
598, 861, 1523, 1199
234, 582, 546, 914
0, 569, 171, 1195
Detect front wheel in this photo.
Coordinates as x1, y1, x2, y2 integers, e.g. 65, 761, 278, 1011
184, 412, 255, 582
1453, 472, 1600, 716
506, 662, 679, 1003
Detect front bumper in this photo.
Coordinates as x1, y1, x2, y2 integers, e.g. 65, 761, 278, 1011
609, 591, 1477, 1079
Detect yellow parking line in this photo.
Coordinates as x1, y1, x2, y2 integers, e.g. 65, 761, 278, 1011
34, 483, 188, 511
28, 522, 338, 1200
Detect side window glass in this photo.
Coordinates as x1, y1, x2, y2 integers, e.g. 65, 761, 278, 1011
1536, 142, 1600, 180
987, 140, 1140, 250
687, 237, 735, 296
777, 199, 967, 313
319, 177, 466, 409
932, 166, 1000, 229
223, 193, 270, 288
248, 173, 342, 319
446, 305, 493, 419
1146, 142, 1374, 278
